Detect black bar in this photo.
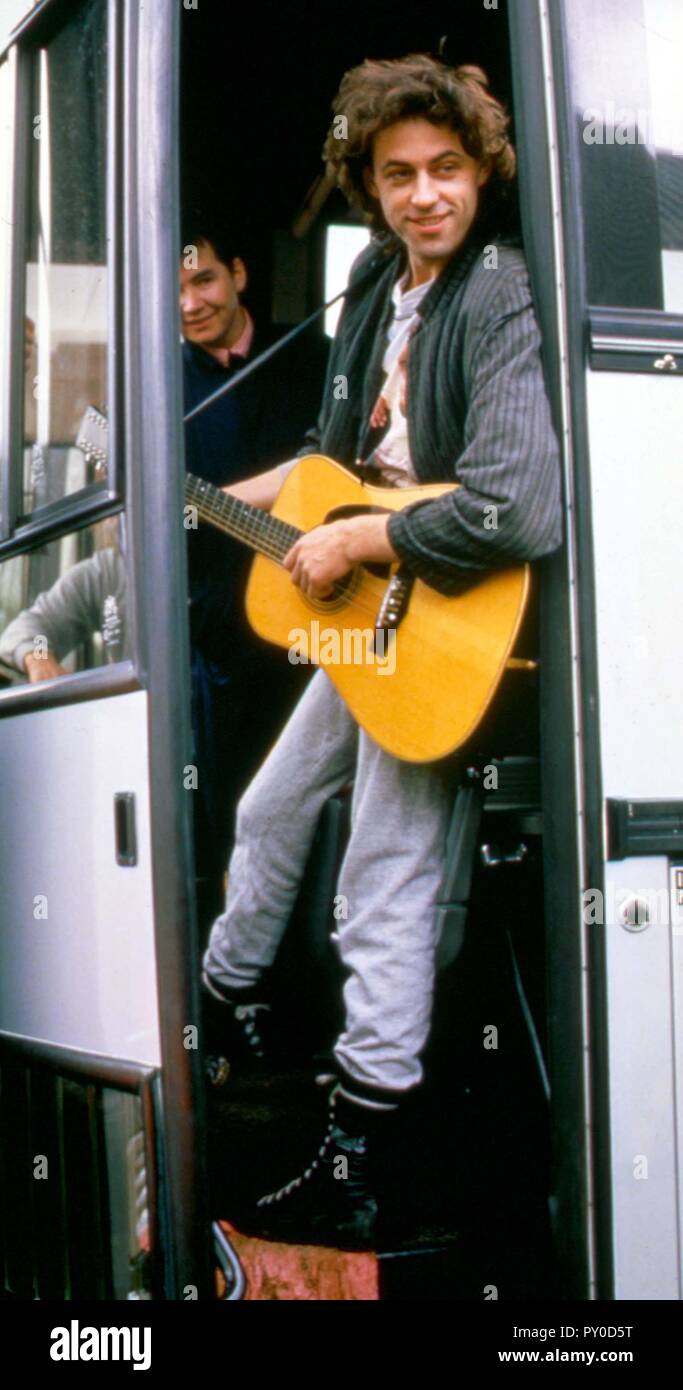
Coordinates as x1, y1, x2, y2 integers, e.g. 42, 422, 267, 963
28, 1067, 68, 1299
0, 1060, 34, 1298
589, 306, 683, 344
0, 485, 122, 563
61, 1079, 104, 1299
606, 798, 683, 860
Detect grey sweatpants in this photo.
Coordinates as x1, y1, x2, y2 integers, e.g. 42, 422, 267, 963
203, 668, 453, 1093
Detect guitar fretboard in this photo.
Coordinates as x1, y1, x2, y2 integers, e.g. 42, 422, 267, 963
185, 473, 301, 564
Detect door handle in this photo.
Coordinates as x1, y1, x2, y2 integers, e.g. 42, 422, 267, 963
114, 792, 137, 866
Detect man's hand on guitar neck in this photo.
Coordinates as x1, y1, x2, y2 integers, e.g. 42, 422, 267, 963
284, 514, 398, 599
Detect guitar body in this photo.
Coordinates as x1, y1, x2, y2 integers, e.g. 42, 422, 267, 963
246, 455, 529, 763
74, 411, 529, 764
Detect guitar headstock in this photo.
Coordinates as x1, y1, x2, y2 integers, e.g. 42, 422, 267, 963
75, 404, 109, 475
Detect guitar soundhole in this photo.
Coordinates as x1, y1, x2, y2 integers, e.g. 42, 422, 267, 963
305, 568, 359, 613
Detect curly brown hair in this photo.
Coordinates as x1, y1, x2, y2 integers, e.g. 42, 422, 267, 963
322, 54, 516, 237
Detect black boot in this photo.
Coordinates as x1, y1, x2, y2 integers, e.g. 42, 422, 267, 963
234, 1085, 396, 1250
201, 971, 275, 1084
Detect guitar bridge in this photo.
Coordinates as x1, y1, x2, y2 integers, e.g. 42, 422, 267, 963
375, 568, 413, 651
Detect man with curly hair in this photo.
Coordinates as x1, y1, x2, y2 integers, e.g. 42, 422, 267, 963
202, 54, 562, 1249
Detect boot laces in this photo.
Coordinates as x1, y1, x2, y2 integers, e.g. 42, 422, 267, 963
234, 1002, 270, 1048
234, 1003, 270, 1021
257, 1123, 336, 1207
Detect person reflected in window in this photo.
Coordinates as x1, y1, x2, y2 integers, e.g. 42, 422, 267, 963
0, 523, 127, 680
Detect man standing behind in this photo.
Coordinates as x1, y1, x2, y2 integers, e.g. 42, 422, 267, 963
180, 224, 326, 933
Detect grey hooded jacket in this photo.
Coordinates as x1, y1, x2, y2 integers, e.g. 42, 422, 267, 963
0, 548, 128, 673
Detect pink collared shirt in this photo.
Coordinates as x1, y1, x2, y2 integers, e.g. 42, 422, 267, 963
207, 307, 255, 368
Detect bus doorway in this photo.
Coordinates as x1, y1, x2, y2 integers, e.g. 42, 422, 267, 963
2, 0, 679, 1305
179, 0, 560, 1300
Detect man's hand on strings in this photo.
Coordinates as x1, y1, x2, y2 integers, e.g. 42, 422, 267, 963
284, 520, 353, 598
284, 515, 398, 600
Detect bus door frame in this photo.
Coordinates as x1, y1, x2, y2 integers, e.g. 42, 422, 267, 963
0, 0, 212, 1299
508, 0, 602, 1301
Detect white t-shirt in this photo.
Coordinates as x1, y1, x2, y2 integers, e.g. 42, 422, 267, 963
370, 275, 431, 487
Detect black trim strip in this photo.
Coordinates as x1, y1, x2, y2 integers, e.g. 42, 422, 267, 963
589, 307, 683, 373
606, 799, 683, 860
590, 346, 682, 374
587, 305, 683, 375
0, 489, 122, 561
590, 306, 683, 344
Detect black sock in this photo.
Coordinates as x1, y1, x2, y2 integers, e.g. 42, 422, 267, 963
202, 971, 268, 1006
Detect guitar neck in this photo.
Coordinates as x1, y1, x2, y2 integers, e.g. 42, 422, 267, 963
185, 473, 301, 562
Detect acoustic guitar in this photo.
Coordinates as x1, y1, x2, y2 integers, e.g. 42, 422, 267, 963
77, 407, 529, 763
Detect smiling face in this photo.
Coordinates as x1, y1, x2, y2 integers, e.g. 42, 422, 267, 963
179, 241, 247, 353
364, 118, 491, 286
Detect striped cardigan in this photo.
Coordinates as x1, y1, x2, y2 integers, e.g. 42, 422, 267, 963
299, 236, 562, 595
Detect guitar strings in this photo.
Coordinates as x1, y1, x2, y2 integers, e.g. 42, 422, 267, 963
81, 415, 400, 618
186, 478, 298, 560
185, 476, 394, 616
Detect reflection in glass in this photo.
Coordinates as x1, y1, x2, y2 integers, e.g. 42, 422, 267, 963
567, 0, 683, 312
0, 513, 128, 686
102, 1091, 155, 1301
22, 0, 108, 517
645, 0, 683, 310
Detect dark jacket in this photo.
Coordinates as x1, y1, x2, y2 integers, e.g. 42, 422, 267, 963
182, 323, 327, 881
298, 236, 562, 594
183, 322, 328, 658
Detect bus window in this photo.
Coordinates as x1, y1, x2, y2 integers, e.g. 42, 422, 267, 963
0, 51, 13, 507
0, 513, 128, 687
323, 224, 370, 337
565, 0, 683, 313
21, 0, 109, 520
